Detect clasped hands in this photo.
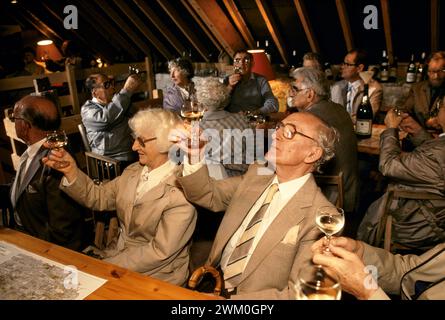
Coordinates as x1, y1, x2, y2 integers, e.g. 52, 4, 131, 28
385, 108, 423, 135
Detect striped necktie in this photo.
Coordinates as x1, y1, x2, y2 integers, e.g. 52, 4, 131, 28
346, 83, 353, 115
223, 183, 279, 290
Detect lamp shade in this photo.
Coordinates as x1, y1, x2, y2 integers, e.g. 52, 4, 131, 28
248, 49, 276, 81
36, 40, 63, 61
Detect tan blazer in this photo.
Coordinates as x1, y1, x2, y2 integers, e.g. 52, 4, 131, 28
178, 164, 333, 299
403, 80, 442, 127
61, 163, 197, 286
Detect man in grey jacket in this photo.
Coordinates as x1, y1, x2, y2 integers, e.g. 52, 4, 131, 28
81, 73, 142, 165
312, 236, 445, 300
358, 100, 445, 252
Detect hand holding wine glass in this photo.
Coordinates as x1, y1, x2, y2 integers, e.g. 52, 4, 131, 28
45, 130, 70, 169
294, 265, 341, 300
315, 206, 345, 253
42, 130, 78, 182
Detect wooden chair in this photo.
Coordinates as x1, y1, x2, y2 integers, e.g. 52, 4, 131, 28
314, 172, 344, 209
376, 188, 445, 253
78, 123, 121, 249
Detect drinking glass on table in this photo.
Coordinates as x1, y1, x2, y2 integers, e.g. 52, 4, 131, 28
46, 130, 70, 169
315, 206, 345, 252
295, 265, 341, 300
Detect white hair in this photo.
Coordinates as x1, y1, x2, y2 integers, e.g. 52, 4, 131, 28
129, 109, 182, 153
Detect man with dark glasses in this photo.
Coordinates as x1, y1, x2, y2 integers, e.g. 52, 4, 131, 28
81, 73, 142, 167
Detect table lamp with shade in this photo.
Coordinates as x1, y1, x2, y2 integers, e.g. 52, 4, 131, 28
247, 49, 276, 81
36, 39, 63, 62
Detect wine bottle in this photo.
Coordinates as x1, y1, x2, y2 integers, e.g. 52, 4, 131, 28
356, 84, 373, 139
289, 49, 297, 76
416, 52, 427, 83
380, 50, 389, 82
265, 40, 271, 62
406, 54, 416, 83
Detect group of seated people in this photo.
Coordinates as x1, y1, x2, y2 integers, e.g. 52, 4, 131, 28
5, 47, 445, 300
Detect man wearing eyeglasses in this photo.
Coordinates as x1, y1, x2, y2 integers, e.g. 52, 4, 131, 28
331, 49, 383, 122
81, 73, 142, 168
8, 95, 87, 251
175, 112, 338, 299
400, 51, 445, 147
224, 49, 278, 114
289, 67, 359, 222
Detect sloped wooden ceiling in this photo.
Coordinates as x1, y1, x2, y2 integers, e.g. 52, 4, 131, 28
0, 0, 444, 69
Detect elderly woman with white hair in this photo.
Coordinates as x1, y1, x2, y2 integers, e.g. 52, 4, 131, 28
43, 109, 197, 286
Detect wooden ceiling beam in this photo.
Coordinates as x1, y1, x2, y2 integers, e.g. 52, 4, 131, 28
254, 0, 288, 65
13, 10, 54, 42
186, 0, 246, 57
293, 0, 319, 53
180, 0, 224, 54
335, 0, 354, 51
75, 1, 139, 60
156, 0, 210, 61
21, 8, 64, 42
133, 0, 186, 56
97, 1, 152, 57
431, 0, 439, 52
40, 1, 104, 60
222, 0, 255, 49
380, 0, 394, 61
113, 1, 172, 60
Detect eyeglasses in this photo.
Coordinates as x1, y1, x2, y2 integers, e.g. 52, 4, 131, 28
275, 121, 317, 142
98, 79, 115, 89
132, 134, 157, 148
234, 57, 251, 64
342, 61, 357, 67
428, 69, 445, 75
8, 114, 26, 123
290, 85, 309, 94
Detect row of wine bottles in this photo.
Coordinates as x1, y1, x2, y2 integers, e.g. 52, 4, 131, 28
368, 50, 428, 84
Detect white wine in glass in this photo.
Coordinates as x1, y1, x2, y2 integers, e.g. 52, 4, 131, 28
295, 265, 341, 300
315, 206, 345, 252
180, 99, 205, 153
46, 130, 70, 169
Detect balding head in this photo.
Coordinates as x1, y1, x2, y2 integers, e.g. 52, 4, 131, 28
13, 95, 61, 145
14, 95, 61, 131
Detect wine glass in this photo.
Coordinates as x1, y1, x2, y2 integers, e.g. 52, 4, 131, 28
180, 99, 205, 162
46, 130, 70, 169
315, 206, 345, 252
295, 265, 341, 300
393, 106, 406, 116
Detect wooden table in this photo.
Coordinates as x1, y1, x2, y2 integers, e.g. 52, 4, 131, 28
0, 227, 217, 300
356, 124, 386, 155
